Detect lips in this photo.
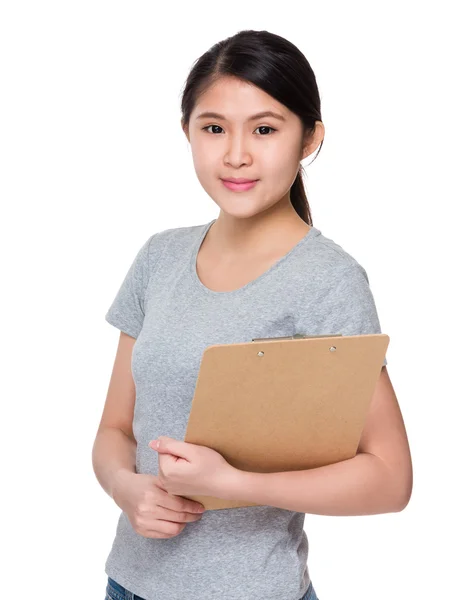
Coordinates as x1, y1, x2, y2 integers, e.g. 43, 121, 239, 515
221, 179, 259, 191
221, 178, 258, 183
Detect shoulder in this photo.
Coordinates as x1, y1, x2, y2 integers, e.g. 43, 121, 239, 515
142, 221, 206, 269
147, 222, 205, 250
306, 226, 370, 283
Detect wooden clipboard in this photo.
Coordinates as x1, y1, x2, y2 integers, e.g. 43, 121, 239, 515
183, 332, 389, 510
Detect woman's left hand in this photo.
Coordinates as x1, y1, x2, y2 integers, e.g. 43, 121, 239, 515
149, 436, 236, 498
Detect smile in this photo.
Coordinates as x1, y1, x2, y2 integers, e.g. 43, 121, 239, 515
221, 180, 259, 192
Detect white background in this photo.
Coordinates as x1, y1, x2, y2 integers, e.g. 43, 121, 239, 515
2, 1, 459, 599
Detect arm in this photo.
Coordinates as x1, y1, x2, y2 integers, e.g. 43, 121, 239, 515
92, 426, 137, 499
92, 332, 138, 499
222, 367, 413, 515
224, 451, 403, 515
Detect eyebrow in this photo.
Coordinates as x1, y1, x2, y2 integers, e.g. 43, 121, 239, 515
196, 110, 286, 122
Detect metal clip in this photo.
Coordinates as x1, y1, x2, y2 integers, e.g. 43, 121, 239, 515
251, 333, 343, 342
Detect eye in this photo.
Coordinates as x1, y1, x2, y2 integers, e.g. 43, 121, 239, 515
254, 126, 276, 135
202, 125, 224, 134
201, 125, 277, 135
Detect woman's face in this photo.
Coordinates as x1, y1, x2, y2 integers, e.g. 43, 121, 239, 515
184, 76, 321, 220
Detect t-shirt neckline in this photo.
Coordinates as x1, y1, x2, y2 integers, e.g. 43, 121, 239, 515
189, 218, 318, 297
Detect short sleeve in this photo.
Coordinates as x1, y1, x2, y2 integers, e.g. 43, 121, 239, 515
319, 263, 388, 367
105, 235, 153, 339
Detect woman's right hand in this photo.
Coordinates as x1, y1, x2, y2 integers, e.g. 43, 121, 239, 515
112, 470, 206, 539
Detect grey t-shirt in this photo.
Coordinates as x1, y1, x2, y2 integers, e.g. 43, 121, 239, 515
104, 218, 387, 600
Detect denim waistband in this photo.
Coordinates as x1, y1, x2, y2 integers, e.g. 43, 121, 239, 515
106, 576, 317, 600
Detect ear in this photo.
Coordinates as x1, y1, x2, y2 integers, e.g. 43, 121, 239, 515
181, 119, 190, 143
301, 120, 325, 161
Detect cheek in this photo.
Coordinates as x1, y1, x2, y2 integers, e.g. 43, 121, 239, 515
262, 139, 299, 170
191, 143, 217, 175
264, 152, 298, 185
191, 154, 219, 192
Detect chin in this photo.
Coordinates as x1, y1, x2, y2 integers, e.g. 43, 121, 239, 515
217, 205, 270, 221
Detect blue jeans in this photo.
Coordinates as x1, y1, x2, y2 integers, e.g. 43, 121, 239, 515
105, 575, 320, 600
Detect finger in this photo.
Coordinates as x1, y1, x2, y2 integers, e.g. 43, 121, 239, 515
149, 440, 176, 454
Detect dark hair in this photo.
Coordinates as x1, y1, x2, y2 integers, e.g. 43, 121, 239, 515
180, 29, 323, 226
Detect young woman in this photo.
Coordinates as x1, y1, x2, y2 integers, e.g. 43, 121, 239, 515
93, 29, 412, 600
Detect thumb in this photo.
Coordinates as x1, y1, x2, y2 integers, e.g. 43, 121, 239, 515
149, 436, 185, 456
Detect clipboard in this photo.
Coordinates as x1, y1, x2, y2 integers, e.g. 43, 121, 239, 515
183, 332, 389, 510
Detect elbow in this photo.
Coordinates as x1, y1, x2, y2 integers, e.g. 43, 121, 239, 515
395, 483, 413, 512
393, 472, 413, 512
394, 496, 411, 513
377, 454, 413, 513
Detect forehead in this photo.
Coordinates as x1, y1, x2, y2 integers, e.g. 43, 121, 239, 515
191, 76, 290, 121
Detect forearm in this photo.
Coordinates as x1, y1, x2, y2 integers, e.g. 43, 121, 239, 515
224, 452, 406, 515
92, 427, 137, 499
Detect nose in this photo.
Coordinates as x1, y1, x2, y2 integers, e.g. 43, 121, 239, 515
223, 133, 253, 168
